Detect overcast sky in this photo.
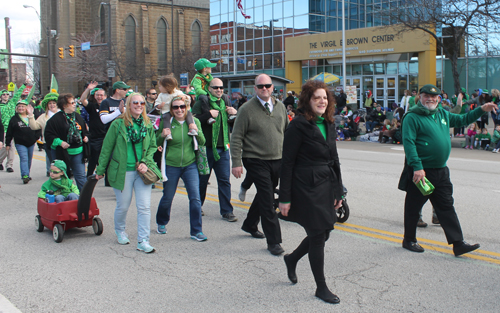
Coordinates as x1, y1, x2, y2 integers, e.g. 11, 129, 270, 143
1, 0, 41, 62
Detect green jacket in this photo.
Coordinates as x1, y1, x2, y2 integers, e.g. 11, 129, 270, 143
492, 130, 500, 144
190, 72, 213, 98
155, 117, 205, 167
476, 133, 491, 140
96, 118, 161, 190
38, 177, 80, 199
0, 85, 26, 129
402, 103, 485, 171
408, 96, 416, 109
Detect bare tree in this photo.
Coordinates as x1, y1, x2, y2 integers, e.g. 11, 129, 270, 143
20, 37, 41, 93
387, 0, 500, 94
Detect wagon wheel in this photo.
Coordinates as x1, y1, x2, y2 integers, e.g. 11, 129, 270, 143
53, 224, 64, 243
35, 215, 44, 232
93, 217, 103, 236
336, 200, 350, 223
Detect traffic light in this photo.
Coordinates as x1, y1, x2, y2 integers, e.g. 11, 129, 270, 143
69, 45, 75, 57
58, 47, 64, 59
253, 58, 257, 66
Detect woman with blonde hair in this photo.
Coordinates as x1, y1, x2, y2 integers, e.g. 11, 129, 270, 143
96, 93, 161, 254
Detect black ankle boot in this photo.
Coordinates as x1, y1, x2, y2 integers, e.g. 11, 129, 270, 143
283, 254, 297, 284
315, 287, 340, 304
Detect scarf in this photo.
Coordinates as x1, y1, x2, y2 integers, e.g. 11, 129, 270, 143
209, 93, 230, 161
65, 112, 82, 144
409, 102, 439, 116
50, 177, 74, 196
126, 115, 147, 144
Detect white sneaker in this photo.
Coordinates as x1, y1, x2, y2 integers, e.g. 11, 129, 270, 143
238, 186, 247, 202
493, 149, 499, 153
137, 240, 156, 253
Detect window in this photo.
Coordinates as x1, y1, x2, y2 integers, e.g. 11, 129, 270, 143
157, 18, 167, 73
125, 16, 136, 74
100, 5, 106, 42
191, 21, 202, 59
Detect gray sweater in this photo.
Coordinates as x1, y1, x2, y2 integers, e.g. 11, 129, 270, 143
230, 96, 289, 167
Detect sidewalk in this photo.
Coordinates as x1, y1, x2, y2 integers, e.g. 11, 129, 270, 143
0, 294, 22, 313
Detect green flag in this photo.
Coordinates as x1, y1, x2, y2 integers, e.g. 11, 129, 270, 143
50, 74, 58, 93
27, 83, 36, 105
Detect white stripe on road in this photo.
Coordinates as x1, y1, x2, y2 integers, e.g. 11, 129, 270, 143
0, 294, 22, 313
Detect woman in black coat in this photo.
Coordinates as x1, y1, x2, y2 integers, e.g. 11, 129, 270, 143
279, 80, 343, 304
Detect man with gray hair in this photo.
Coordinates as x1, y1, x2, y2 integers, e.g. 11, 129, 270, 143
231, 74, 289, 255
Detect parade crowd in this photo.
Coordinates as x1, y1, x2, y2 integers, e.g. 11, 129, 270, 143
0, 58, 497, 305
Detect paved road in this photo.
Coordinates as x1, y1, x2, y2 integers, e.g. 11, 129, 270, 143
1, 139, 499, 312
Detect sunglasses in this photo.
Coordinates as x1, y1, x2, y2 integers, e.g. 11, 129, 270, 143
172, 104, 186, 110
50, 170, 62, 174
210, 86, 224, 90
150, 93, 157, 95
120, 88, 128, 91
256, 84, 273, 89
68, 101, 76, 104
132, 101, 146, 106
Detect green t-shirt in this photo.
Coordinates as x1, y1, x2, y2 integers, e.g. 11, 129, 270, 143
126, 122, 143, 171
316, 116, 327, 140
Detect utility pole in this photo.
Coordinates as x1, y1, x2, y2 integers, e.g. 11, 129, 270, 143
5, 18, 12, 84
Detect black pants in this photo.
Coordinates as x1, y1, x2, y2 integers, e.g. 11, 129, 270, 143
242, 158, 282, 245
87, 138, 103, 177
287, 229, 331, 287
241, 172, 253, 190
404, 167, 464, 244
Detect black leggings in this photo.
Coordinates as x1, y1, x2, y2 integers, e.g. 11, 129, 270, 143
287, 229, 331, 288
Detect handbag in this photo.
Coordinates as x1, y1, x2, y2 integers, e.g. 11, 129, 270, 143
132, 142, 160, 185
193, 137, 210, 175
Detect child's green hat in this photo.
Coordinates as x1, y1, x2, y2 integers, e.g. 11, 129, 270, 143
51, 160, 69, 179
194, 58, 216, 71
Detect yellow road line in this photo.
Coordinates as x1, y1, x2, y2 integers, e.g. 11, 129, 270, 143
33, 155, 500, 264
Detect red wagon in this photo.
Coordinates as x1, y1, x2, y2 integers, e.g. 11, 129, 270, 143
35, 175, 103, 243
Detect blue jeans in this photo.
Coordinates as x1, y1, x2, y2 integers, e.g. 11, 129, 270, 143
55, 193, 79, 203
15, 144, 34, 178
156, 162, 202, 236
199, 148, 233, 215
113, 171, 152, 243
366, 121, 379, 133
51, 149, 87, 191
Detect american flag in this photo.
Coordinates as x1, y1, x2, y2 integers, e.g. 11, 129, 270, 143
236, 0, 251, 19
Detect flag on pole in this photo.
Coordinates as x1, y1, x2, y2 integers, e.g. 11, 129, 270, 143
236, 0, 251, 19
50, 74, 58, 93
26, 83, 36, 104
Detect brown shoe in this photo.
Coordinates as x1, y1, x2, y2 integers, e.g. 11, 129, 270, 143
432, 214, 440, 224
417, 218, 428, 228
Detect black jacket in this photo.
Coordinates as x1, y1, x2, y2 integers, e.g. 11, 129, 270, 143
5, 114, 39, 147
44, 110, 90, 150
278, 114, 343, 232
283, 95, 295, 107
191, 95, 231, 149
368, 109, 386, 123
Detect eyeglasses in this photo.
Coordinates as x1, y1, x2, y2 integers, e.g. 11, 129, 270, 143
256, 84, 273, 89
172, 104, 186, 110
149, 93, 157, 95
68, 101, 76, 104
132, 101, 146, 106
50, 170, 62, 174
210, 86, 224, 90
120, 88, 128, 91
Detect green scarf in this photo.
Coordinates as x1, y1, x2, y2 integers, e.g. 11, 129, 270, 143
65, 112, 82, 144
209, 93, 230, 161
50, 177, 73, 195
409, 102, 439, 116
126, 115, 147, 144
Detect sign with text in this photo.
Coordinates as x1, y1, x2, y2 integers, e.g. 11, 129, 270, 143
7, 82, 15, 92
81, 42, 91, 51
345, 85, 357, 104
285, 25, 432, 61
179, 73, 189, 88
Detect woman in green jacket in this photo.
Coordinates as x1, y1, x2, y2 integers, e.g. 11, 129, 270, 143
96, 93, 161, 254
155, 96, 207, 241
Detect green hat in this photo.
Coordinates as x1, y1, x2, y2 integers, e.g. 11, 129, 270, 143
51, 159, 69, 179
0, 89, 8, 95
41, 92, 59, 111
90, 88, 100, 95
194, 58, 216, 71
482, 89, 489, 94
187, 90, 195, 95
112, 81, 131, 90
419, 84, 441, 95
16, 100, 29, 106
125, 89, 135, 97
461, 87, 467, 93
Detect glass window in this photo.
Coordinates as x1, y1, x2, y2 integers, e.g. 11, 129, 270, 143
295, 0, 309, 15
210, 15, 220, 26
157, 19, 167, 73
327, 0, 337, 16
274, 2, 283, 20
363, 64, 374, 75
263, 37, 272, 53
255, 0, 263, 7
333, 65, 341, 75
221, 0, 228, 14
398, 61, 408, 74
264, 54, 272, 69
310, 0, 325, 14
283, 17, 294, 32
274, 52, 283, 68
352, 64, 362, 75
409, 61, 418, 73
375, 63, 385, 74
363, 77, 373, 94
255, 54, 263, 70
325, 65, 333, 73
310, 15, 325, 33
254, 6, 263, 23
191, 21, 202, 59
264, 5, 273, 21
327, 18, 337, 31
386, 62, 397, 74
399, 75, 408, 98
284, 0, 294, 17
125, 16, 136, 74
309, 66, 317, 79
295, 15, 309, 33
350, 20, 358, 29
210, 1, 220, 16
273, 35, 283, 52
254, 38, 263, 53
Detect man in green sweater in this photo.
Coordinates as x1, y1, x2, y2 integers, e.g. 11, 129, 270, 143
231, 74, 289, 255
0, 85, 26, 172
399, 84, 497, 257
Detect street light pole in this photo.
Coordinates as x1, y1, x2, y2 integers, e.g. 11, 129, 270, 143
23, 5, 51, 92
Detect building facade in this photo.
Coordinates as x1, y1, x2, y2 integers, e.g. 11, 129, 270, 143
40, 0, 210, 95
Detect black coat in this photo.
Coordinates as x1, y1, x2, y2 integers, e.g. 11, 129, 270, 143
5, 114, 40, 147
279, 114, 343, 232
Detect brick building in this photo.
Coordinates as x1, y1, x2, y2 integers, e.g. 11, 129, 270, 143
39, 0, 210, 95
